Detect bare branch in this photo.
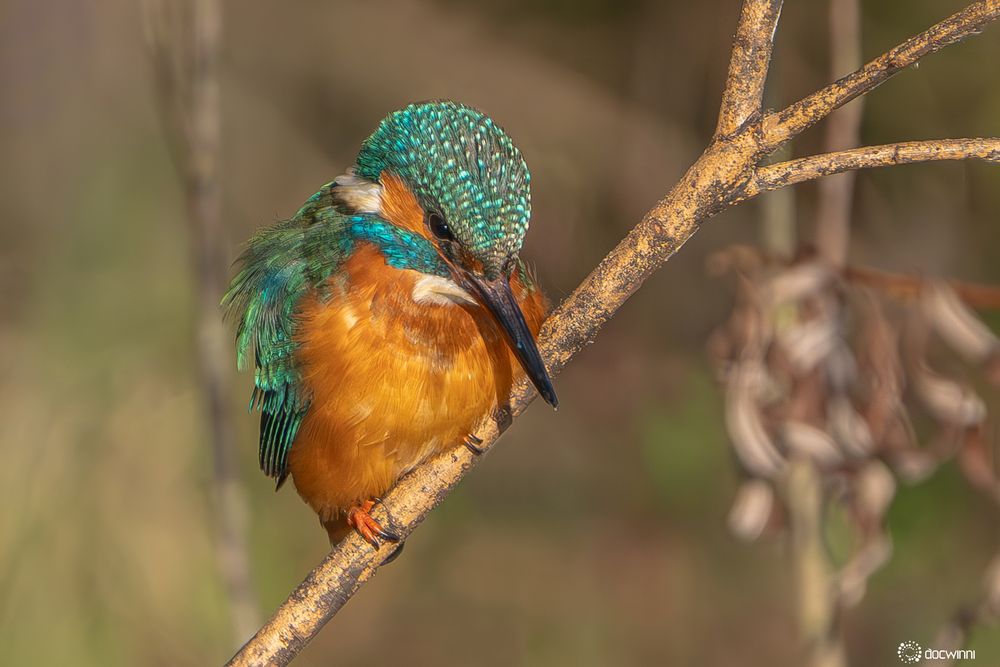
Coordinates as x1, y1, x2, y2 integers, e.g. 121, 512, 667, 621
762, 0, 1000, 149
746, 138, 1000, 198
716, 0, 785, 137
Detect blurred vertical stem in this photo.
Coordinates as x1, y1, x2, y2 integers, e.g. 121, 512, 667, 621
787, 1, 863, 666
787, 459, 847, 667
816, 0, 864, 266
759, 21, 845, 667
143, 0, 260, 644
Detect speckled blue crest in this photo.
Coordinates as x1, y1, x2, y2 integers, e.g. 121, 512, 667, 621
355, 101, 531, 276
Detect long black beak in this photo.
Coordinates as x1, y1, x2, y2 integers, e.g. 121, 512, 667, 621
459, 272, 558, 409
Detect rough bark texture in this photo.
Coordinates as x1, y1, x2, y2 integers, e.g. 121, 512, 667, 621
226, 1, 1000, 664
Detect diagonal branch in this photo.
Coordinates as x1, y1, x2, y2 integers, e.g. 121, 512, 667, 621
716, 0, 785, 137
762, 0, 1000, 150
745, 138, 1000, 198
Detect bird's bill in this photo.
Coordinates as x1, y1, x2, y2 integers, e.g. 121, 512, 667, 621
459, 272, 558, 409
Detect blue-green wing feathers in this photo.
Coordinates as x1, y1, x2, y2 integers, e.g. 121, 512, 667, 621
223, 184, 347, 486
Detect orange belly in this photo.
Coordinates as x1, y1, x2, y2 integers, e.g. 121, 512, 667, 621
288, 244, 545, 526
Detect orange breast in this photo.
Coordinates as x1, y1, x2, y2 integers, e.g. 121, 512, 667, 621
288, 244, 546, 523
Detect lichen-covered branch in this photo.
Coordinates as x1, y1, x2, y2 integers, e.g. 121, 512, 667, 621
762, 0, 1000, 149
226, 1, 1000, 664
746, 138, 1000, 197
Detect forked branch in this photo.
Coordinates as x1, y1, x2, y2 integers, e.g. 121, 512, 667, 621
226, 1, 1000, 664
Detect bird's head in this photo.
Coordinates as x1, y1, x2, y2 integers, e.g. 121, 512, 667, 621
337, 100, 556, 407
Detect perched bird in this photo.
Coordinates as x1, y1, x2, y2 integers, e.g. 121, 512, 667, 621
224, 101, 557, 548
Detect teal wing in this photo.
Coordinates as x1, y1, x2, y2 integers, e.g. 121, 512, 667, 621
223, 184, 349, 487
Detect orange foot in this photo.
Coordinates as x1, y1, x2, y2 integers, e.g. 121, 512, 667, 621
346, 499, 400, 549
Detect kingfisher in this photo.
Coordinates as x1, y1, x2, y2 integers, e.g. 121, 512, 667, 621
224, 101, 558, 549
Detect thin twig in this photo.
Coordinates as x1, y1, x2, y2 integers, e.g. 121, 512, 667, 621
143, 0, 261, 644
746, 138, 1000, 198
226, 0, 1000, 663
762, 0, 1000, 149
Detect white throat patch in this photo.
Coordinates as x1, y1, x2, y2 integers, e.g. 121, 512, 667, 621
334, 170, 473, 308
333, 169, 382, 214
412, 274, 477, 307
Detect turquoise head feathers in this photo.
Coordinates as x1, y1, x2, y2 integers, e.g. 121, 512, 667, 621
354, 100, 531, 279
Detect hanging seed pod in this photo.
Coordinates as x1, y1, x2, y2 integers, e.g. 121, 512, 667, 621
882, 413, 938, 482
854, 461, 897, 521
777, 316, 839, 373
838, 534, 892, 607
764, 262, 832, 306
706, 326, 735, 377
706, 244, 765, 277
958, 426, 1000, 503
727, 479, 775, 541
856, 294, 905, 442
725, 364, 786, 478
911, 362, 987, 427
828, 395, 875, 459
921, 281, 999, 364
780, 420, 843, 468
825, 342, 858, 394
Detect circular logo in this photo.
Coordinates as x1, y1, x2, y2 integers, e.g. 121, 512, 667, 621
897, 640, 923, 664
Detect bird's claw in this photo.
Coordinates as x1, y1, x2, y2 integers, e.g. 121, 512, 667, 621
380, 541, 406, 566
463, 433, 485, 455
347, 499, 400, 549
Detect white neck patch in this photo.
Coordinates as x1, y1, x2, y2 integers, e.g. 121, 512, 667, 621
412, 274, 477, 307
335, 170, 474, 308
333, 169, 382, 214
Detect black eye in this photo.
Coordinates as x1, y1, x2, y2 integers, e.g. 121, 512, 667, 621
428, 212, 455, 242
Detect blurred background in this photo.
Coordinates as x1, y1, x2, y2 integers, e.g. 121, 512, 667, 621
1, 0, 999, 665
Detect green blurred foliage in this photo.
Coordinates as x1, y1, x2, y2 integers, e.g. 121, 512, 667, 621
0, 0, 997, 665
